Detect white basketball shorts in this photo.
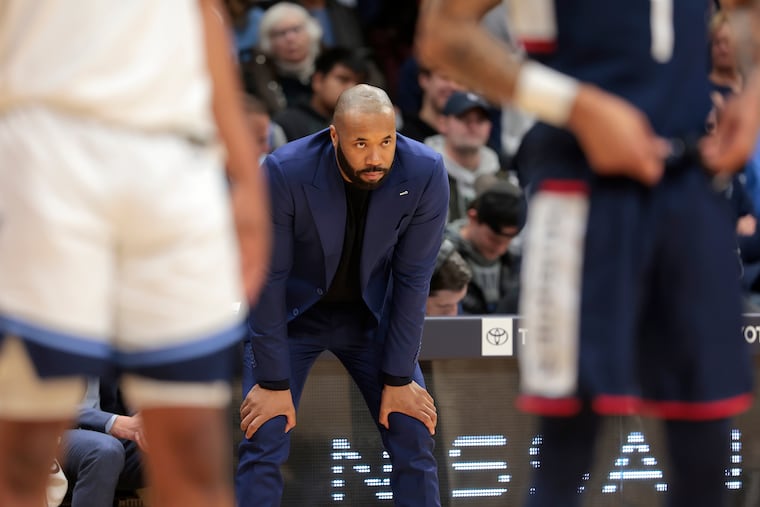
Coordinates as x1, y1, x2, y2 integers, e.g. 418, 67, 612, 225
0, 107, 248, 417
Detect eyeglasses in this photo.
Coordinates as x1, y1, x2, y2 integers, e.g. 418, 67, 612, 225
270, 23, 305, 40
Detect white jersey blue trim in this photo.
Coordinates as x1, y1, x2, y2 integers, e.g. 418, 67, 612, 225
0, 314, 111, 359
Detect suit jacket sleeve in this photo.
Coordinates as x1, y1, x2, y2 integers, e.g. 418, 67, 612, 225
76, 376, 124, 433
77, 407, 114, 433
247, 155, 295, 383
383, 155, 449, 378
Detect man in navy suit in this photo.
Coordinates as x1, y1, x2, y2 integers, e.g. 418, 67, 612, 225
235, 84, 448, 507
62, 375, 144, 507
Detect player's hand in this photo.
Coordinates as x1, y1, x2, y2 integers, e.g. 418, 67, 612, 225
568, 84, 670, 186
701, 73, 760, 174
737, 214, 757, 236
231, 176, 271, 304
240, 384, 296, 439
379, 382, 437, 435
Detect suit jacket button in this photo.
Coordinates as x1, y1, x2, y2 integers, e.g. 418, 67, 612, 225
291, 308, 299, 316
316, 288, 324, 295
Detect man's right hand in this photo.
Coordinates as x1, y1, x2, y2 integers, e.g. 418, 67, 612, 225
240, 384, 296, 439
568, 84, 671, 186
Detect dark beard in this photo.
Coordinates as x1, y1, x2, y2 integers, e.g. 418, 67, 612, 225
336, 143, 391, 190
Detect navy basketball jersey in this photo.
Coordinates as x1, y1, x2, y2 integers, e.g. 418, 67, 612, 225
506, 0, 712, 138
510, 0, 752, 420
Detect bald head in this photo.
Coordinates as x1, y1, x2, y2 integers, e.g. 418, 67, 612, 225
329, 84, 397, 190
333, 84, 395, 127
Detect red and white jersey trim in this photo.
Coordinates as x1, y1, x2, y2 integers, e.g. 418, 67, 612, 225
504, 0, 558, 54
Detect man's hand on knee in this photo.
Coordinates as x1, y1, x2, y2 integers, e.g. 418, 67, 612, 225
240, 385, 296, 439
379, 382, 437, 435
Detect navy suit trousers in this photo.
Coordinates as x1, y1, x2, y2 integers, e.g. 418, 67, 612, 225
235, 303, 441, 507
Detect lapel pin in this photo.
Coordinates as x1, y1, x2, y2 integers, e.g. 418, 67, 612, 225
399, 190, 409, 196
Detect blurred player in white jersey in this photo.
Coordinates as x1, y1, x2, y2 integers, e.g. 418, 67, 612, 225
0, 1, 270, 506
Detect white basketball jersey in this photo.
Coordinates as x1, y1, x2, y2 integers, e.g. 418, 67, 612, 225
0, 0, 215, 139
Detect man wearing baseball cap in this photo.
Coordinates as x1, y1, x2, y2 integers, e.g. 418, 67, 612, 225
424, 91, 502, 221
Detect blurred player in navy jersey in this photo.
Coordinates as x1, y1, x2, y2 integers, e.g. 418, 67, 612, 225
0, 1, 270, 506
418, 1, 760, 506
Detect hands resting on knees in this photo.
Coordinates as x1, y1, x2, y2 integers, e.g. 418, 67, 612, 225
239, 381, 438, 438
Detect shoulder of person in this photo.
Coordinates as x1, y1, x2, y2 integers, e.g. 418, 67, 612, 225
275, 103, 325, 122
444, 219, 468, 245
395, 134, 446, 172
500, 250, 521, 271
273, 106, 325, 140
480, 145, 501, 169
269, 129, 332, 166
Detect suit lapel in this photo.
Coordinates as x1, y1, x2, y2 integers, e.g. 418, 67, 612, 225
303, 152, 346, 287
361, 162, 409, 288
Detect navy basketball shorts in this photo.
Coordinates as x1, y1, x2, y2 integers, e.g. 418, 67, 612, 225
518, 162, 753, 420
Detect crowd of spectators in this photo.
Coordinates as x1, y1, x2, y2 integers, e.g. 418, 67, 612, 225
705, 9, 760, 310
225, 0, 760, 317
225, 0, 530, 319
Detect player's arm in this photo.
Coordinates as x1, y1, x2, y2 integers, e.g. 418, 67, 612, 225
416, 0, 669, 185
199, 0, 271, 303
701, 0, 760, 172
417, 0, 520, 106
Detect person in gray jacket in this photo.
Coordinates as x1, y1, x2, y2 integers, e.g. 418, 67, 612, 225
445, 179, 523, 314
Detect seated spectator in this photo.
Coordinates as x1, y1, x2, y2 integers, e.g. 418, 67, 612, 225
705, 10, 760, 310
243, 93, 286, 155
273, 46, 368, 141
296, 0, 364, 50
296, 0, 386, 88
356, 0, 419, 105
425, 91, 501, 221
61, 375, 144, 507
743, 139, 760, 216
399, 65, 463, 142
395, 56, 425, 119
225, 0, 269, 55
708, 10, 743, 97
713, 170, 760, 314
240, 2, 323, 114
445, 179, 524, 315
426, 239, 472, 316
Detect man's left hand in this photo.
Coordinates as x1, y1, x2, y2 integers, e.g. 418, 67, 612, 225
379, 382, 437, 435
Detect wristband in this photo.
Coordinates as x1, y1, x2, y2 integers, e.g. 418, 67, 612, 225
513, 61, 579, 127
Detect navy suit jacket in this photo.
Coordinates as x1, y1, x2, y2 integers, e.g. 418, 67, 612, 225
248, 129, 449, 383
